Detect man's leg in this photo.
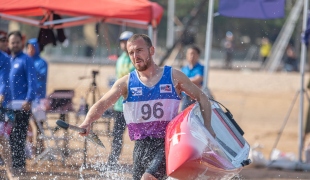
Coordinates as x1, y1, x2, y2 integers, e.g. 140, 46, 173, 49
133, 140, 147, 180
9, 110, 30, 173
133, 138, 167, 180
0, 136, 14, 179
144, 144, 167, 180
32, 102, 46, 155
35, 121, 45, 155
107, 111, 126, 166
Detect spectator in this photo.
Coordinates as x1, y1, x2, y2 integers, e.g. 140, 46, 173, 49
26, 38, 48, 154
0, 30, 15, 179
180, 45, 204, 110
106, 31, 135, 169
8, 31, 37, 175
259, 37, 271, 67
223, 31, 234, 69
283, 44, 299, 72
0, 30, 10, 120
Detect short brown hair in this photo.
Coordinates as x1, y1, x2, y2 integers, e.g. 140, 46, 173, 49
128, 34, 153, 48
187, 45, 201, 55
8, 31, 23, 40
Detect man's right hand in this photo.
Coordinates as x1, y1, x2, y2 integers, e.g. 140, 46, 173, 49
22, 101, 32, 111
79, 123, 91, 136
0, 95, 4, 105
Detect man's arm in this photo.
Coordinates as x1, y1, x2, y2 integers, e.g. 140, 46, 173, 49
173, 69, 215, 137
79, 75, 128, 135
0, 56, 9, 106
21, 57, 37, 110
189, 75, 203, 87
37, 59, 48, 83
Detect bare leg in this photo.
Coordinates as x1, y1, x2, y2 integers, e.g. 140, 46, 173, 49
0, 136, 15, 179
141, 172, 158, 180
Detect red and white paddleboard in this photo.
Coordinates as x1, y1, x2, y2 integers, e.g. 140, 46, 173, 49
165, 100, 250, 179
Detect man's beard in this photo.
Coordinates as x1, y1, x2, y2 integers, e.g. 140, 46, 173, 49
11, 47, 22, 55
135, 55, 151, 71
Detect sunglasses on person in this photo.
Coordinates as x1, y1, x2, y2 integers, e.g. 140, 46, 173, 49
0, 38, 8, 42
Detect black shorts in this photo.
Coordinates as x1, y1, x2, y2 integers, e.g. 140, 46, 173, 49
133, 137, 167, 180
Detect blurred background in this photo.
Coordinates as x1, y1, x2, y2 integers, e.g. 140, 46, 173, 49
0, 0, 303, 67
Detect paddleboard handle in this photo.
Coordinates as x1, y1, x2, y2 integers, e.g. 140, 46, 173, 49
241, 159, 251, 167
56, 120, 86, 133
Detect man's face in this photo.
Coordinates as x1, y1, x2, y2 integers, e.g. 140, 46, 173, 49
186, 48, 199, 65
127, 37, 154, 71
0, 37, 8, 52
26, 44, 36, 57
8, 35, 23, 54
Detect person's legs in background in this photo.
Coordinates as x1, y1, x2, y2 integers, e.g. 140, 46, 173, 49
9, 110, 31, 175
107, 110, 126, 168
0, 108, 15, 179
34, 120, 45, 155
0, 136, 14, 179
225, 52, 233, 69
32, 99, 47, 155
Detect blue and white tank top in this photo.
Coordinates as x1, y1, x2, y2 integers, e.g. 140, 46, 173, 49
123, 66, 181, 140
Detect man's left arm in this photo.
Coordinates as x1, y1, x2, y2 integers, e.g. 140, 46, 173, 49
189, 75, 203, 87
173, 69, 215, 137
24, 57, 37, 109
37, 59, 48, 82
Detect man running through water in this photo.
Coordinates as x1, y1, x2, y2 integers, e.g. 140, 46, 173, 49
79, 34, 215, 180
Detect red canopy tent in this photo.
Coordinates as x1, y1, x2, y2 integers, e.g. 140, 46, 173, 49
0, 0, 164, 50
0, 0, 163, 29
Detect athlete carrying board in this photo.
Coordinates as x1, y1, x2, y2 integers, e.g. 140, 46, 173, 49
78, 34, 215, 180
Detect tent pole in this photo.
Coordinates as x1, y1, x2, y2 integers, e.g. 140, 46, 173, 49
0, 13, 40, 26
153, 28, 158, 62
298, 0, 309, 163
166, 0, 175, 48
148, 25, 153, 42
202, 0, 214, 94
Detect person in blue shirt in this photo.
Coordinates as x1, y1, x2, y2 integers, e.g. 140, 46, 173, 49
8, 31, 37, 175
26, 38, 48, 103
0, 30, 15, 179
0, 31, 11, 110
26, 38, 48, 155
180, 45, 204, 110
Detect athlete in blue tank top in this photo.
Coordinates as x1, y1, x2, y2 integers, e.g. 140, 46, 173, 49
79, 34, 215, 180
124, 66, 181, 140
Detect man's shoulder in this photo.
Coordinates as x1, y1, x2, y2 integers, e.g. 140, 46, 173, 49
0, 51, 9, 57
115, 74, 130, 90
0, 51, 6, 60
171, 67, 186, 77
180, 65, 189, 71
0, 52, 9, 66
36, 57, 48, 65
195, 62, 204, 68
192, 63, 203, 71
17, 52, 32, 61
